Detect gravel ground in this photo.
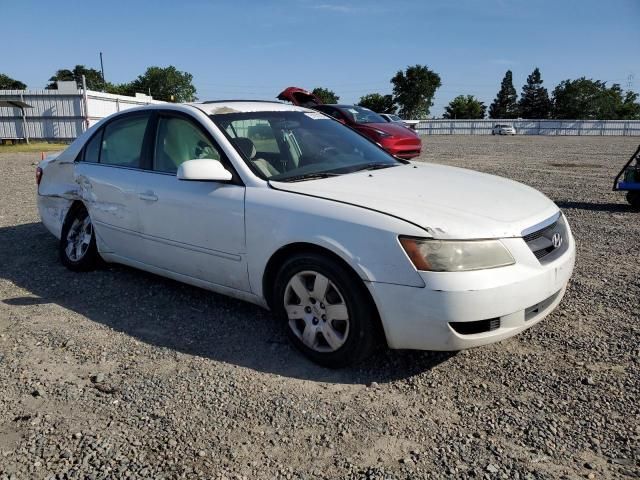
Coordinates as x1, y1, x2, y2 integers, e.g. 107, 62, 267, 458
0, 136, 638, 480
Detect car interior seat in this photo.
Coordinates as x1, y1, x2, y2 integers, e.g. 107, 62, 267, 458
232, 137, 280, 177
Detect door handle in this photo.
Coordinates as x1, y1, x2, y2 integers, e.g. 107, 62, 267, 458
138, 191, 158, 201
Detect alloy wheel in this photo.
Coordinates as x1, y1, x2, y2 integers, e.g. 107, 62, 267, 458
65, 216, 93, 262
284, 270, 350, 353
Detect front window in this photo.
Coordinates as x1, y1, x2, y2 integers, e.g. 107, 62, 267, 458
338, 106, 386, 124
154, 116, 221, 173
389, 114, 402, 122
212, 111, 401, 181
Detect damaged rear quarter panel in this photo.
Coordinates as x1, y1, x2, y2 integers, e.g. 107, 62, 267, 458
37, 157, 80, 239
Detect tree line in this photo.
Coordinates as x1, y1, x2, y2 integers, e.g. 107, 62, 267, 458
2, 64, 639, 119
0, 65, 196, 103
444, 68, 640, 120
339, 66, 640, 120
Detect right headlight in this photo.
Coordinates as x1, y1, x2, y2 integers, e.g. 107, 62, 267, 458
399, 237, 515, 272
371, 128, 393, 139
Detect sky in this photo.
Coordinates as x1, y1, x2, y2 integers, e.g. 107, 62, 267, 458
3, 0, 639, 116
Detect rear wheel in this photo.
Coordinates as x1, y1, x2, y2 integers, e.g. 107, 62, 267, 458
60, 205, 101, 271
273, 253, 378, 368
627, 191, 640, 209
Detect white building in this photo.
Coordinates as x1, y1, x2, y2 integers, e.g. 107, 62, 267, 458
0, 81, 164, 143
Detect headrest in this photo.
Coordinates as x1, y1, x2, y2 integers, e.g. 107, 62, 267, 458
233, 137, 256, 160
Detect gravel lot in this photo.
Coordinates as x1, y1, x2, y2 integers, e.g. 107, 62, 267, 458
0, 136, 638, 480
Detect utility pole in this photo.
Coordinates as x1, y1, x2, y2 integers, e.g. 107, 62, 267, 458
81, 75, 89, 131
99, 52, 106, 91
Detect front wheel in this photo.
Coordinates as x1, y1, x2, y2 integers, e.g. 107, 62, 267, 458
627, 191, 640, 209
273, 253, 378, 368
60, 204, 101, 271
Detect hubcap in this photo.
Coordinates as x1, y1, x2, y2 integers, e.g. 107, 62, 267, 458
65, 215, 92, 262
284, 270, 350, 353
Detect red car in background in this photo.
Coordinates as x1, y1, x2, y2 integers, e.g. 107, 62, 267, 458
277, 87, 422, 159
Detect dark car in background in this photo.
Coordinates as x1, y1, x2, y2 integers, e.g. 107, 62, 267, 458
278, 87, 422, 159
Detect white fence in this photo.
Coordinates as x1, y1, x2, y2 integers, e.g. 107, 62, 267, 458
3, 92, 639, 140
415, 119, 640, 136
0, 89, 164, 141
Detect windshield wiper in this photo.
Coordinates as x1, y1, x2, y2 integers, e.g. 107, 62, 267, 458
279, 172, 341, 182
349, 162, 398, 172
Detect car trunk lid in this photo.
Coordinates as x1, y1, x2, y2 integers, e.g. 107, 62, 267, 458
277, 87, 323, 107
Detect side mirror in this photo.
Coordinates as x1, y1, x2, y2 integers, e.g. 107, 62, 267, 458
177, 159, 232, 182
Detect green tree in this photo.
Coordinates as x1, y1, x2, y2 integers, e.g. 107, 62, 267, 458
617, 90, 640, 119
443, 95, 486, 119
0, 73, 27, 89
126, 66, 196, 102
46, 65, 104, 90
489, 70, 519, 118
519, 67, 552, 119
357, 93, 396, 113
552, 78, 640, 119
391, 64, 441, 119
311, 87, 339, 104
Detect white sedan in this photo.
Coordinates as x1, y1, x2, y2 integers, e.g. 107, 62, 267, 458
379, 113, 420, 130
37, 101, 575, 367
492, 124, 517, 135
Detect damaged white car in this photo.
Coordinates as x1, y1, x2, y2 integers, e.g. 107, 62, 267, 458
37, 101, 575, 367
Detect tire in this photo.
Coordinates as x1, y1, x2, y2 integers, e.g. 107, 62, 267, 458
273, 252, 378, 368
627, 191, 640, 210
59, 204, 101, 271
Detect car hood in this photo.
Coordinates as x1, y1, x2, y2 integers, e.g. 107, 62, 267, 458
358, 122, 418, 137
270, 163, 559, 239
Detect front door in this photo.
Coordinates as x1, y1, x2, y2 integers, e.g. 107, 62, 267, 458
135, 111, 249, 292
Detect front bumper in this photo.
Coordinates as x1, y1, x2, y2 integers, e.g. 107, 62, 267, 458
367, 233, 576, 351
381, 137, 422, 159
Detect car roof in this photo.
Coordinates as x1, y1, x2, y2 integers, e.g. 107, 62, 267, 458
322, 104, 368, 109
97, 101, 316, 124
188, 100, 312, 115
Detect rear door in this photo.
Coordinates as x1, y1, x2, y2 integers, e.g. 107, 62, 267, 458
135, 110, 249, 291
75, 111, 153, 261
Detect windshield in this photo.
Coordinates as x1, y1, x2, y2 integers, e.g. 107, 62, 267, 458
389, 114, 402, 122
338, 106, 387, 124
211, 111, 400, 181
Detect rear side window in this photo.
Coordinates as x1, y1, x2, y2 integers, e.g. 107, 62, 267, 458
226, 119, 279, 154
83, 130, 102, 163
154, 116, 221, 174
100, 114, 150, 168
246, 120, 278, 153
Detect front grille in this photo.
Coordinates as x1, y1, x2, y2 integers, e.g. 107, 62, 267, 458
523, 220, 557, 243
450, 317, 500, 335
523, 215, 568, 264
